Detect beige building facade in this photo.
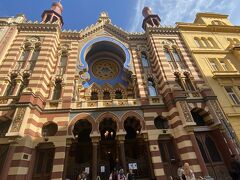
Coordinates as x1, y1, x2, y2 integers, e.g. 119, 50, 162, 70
177, 13, 240, 142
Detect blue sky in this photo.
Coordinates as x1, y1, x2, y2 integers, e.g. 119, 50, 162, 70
0, 0, 239, 32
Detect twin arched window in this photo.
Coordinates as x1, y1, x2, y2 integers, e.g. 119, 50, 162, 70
194, 37, 218, 48
164, 47, 185, 69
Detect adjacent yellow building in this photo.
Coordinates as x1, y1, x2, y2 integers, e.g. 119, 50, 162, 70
177, 13, 240, 141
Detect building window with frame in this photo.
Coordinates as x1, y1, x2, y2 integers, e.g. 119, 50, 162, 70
194, 37, 202, 48
141, 52, 149, 67
209, 59, 219, 71
17, 48, 30, 70
147, 78, 157, 97
225, 87, 240, 105
164, 48, 176, 69
28, 48, 40, 71
172, 48, 185, 69
219, 60, 229, 71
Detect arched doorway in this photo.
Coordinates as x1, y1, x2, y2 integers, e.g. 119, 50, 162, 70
191, 108, 231, 180
66, 119, 92, 180
155, 116, 179, 179
98, 118, 117, 179
124, 116, 150, 178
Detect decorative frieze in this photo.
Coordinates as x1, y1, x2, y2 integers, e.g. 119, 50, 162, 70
10, 107, 26, 132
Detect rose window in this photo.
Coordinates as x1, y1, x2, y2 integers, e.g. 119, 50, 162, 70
92, 59, 119, 80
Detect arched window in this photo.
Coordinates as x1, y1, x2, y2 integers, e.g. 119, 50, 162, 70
103, 91, 111, 100
5, 77, 17, 96
194, 37, 202, 48
141, 52, 149, 67
18, 48, 30, 70
164, 48, 175, 69
164, 48, 172, 62
90, 92, 98, 100
208, 38, 218, 48
28, 48, 40, 71
154, 116, 169, 129
191, 111, 205, 126
172, 48, 185, 69
52, 80, 62, 100
201, 37, 211, 48
147, 78, 157, 97
115, 90, 123, 99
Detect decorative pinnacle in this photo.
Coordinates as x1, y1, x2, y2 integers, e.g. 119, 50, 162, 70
98, 11, 111, 23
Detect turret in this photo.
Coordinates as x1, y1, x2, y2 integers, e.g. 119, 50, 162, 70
142, 7, 161, 30
41, 2, 64, 27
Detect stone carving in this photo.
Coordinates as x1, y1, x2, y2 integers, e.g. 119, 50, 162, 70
10, 107, 26, 132
180, 101, 194, 122
210, 100, 224, 120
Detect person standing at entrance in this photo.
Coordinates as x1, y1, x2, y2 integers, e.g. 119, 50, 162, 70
182, 163, 195, 180
118, 169, 126, 180
109, 169, 118, 180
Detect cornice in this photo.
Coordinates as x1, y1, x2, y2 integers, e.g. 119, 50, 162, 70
177, 23, 240, 33
191, 49, 230, 54
146, 26, 179, 35
17, 21, 61, 33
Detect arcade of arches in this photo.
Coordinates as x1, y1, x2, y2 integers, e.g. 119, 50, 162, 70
64, 115, 153, 180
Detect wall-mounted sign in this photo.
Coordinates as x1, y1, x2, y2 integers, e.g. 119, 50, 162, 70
101, 166, 105, 172
85, 167, 90, 174
128, 163, 137, 170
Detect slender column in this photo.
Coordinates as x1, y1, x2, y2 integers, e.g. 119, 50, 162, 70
143, 133, 155, 179
91, 137, 100, 180
117, 135, 127, 173
13, 78, 22, 96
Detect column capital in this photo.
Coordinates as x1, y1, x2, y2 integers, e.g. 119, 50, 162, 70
90, 135, 100, 144
116, 132, 126, 142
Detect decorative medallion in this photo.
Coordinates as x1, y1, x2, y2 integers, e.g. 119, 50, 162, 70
91, 59, 119, 80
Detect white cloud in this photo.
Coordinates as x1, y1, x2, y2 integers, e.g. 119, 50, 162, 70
129, 0, 238, 32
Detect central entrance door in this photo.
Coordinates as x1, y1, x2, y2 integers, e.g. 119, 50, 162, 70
195, 132, 231, 180
98, 118, 117, 179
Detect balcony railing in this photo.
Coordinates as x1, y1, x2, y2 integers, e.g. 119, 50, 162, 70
73, 99, 140, 108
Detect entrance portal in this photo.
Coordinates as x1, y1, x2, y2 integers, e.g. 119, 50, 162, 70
66, 120, 92, 180
98, 118, 117, 179
195, 132, 231, 180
